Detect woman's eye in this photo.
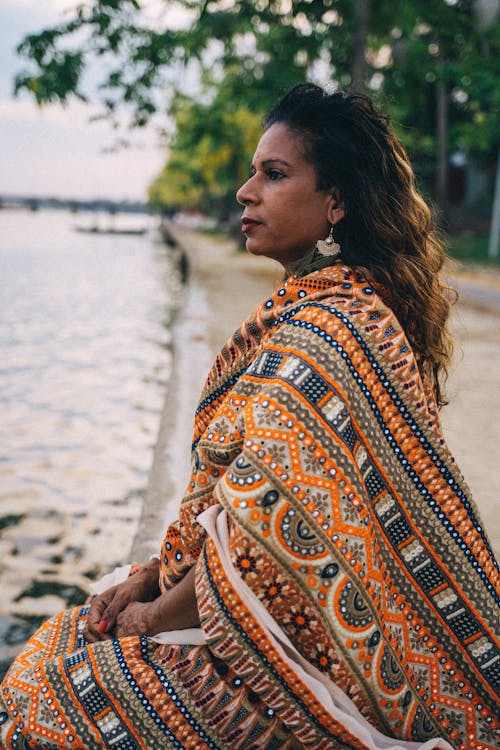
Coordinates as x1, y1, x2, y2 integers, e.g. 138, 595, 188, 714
266, 169, 284, 181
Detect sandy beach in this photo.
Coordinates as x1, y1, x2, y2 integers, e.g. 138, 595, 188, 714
131, 227, 500, 563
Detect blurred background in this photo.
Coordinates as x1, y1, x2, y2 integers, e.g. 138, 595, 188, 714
2, 0, 500, 250
1, 0, 499, 676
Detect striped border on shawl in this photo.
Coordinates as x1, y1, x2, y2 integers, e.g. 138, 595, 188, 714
201, 542, 370, 750
135, 638, 221, 750
244, 343, 499, 691
271, 301, 500, 593
241, 308, 499, 703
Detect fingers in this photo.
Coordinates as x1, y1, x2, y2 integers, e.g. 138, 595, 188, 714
84, 603, 107, 643
83, 587, 118, 643
82, 579, 158, 644
99, 597, 125, 634
84, 589, 130, 642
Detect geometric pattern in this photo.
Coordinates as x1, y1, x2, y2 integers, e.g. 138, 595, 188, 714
1, 263, 499, 749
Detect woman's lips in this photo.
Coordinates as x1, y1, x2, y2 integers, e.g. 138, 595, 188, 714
241, 219, 261, 233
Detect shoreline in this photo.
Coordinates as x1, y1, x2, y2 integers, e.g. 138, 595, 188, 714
132, 227, 500, 562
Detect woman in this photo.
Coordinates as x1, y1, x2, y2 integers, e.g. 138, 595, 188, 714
1, 84, 498, 750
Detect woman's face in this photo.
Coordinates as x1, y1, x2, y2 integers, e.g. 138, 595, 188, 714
236, 123, 343, 269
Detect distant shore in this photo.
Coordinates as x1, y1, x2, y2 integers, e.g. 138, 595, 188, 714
0, 195, 150, 214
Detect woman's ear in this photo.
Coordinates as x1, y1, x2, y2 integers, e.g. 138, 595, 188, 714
327, 188, 345, 225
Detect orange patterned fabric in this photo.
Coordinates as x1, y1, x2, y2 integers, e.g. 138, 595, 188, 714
1, 263, 499, 749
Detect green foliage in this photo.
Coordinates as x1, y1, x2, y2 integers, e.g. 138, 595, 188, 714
13, 0, 500, 215
448, 233, 499, 265
379, 1, 500, 163
14, 0, 185, 125
148, 95, 262, 217
14, 34, 86, 105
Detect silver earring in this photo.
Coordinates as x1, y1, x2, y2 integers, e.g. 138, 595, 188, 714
316, 224, 341, 257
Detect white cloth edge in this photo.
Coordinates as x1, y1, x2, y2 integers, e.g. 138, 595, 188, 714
197, 504, 453, 750
88, 507, 453, 748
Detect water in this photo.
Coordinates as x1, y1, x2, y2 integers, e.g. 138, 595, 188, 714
0, 209, 183, 674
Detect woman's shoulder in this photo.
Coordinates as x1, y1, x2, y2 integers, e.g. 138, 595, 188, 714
253, 270, 428, 418
266, 265, 407, 357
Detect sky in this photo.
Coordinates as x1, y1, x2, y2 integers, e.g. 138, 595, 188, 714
0, 0, 191, 201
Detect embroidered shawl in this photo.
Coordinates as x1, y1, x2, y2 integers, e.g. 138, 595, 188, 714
160, 263, 499, 749
2, 263, 498, 750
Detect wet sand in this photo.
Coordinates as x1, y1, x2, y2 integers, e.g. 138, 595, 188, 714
132, 227, 500, 563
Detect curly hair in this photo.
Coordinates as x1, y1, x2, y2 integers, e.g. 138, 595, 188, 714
265, 83, 455, 408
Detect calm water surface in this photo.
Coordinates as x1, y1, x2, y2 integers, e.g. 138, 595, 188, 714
0, 209, 182, 674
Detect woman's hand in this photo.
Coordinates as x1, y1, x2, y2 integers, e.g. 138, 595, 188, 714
142, 564, 200, 635
86, 564, 200, 641
84, 558, 161, 643
114, 601, 156, 638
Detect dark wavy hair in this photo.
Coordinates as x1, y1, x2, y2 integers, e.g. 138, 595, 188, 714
265, 83, 455, 408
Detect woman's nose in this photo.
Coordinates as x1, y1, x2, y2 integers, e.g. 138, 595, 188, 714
236, 176, 257, 206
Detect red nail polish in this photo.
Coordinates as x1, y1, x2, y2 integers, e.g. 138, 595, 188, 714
98, 620, 109, 633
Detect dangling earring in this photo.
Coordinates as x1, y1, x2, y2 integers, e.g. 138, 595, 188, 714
316, 224, 341, 257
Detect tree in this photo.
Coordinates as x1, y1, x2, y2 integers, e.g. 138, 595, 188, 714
13, 0, 500, 223
13, 1, 347, 126
378, 1, 500, 219
148, 95, 262, 217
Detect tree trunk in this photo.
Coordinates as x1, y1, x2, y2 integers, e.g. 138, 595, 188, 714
351, 0, 370, 92
488, 146, 500, 259
436, 47, 448, 224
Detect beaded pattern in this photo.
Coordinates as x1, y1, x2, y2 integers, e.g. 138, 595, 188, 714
1, 264, 498, 749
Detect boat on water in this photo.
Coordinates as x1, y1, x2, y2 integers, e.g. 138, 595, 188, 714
74, 226, 148, 236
